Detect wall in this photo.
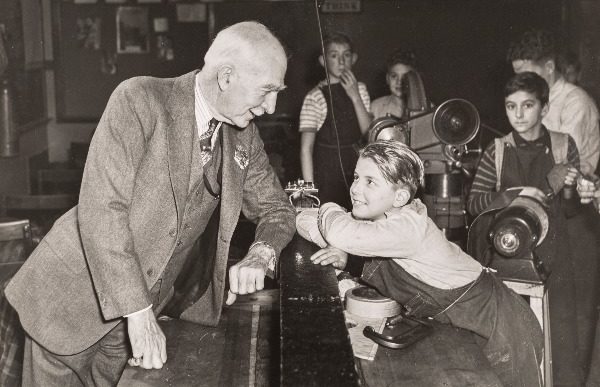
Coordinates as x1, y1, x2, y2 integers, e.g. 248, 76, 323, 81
14, 0, 579, 165
0, 0, 49, 195
206, 0, 563, 145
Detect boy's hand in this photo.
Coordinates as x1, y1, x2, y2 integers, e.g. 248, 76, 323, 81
310, 246, 348, 270
339, 70, 361, 102
577, 175, 600, 209
546, 163, 577, 194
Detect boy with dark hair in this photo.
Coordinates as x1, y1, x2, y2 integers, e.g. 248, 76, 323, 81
297, 140, 544, 387
508, 30, 600, 383
507, 29, 599, 175
468, 71, 583, 385
299, 31, 371, 210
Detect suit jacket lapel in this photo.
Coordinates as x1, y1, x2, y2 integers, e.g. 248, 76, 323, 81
166, 71, 198, 223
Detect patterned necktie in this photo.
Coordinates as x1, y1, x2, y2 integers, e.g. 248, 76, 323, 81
200, 118, 219, 165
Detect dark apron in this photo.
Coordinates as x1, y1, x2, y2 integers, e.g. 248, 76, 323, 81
362, 258, 543, 387
314, 83, 362, 210
500, 139, 583, 384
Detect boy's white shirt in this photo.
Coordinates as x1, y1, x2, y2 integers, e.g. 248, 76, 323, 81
296, 199, 482, 289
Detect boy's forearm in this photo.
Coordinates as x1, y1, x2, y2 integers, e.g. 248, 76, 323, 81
296, 209, 327, 248
299, 132, 316, 181
300, 152, 314, 182
353, 100, 373, 134
467, 191, 497, 216
318, 203, 417, 257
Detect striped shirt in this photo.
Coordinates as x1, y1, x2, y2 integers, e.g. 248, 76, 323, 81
467, 129, 579, 216
298, 80, 370, 132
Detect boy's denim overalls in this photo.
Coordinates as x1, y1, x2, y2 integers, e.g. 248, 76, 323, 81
362, 258, 544, 387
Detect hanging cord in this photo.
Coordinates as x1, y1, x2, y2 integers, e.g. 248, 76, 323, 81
314, 0, 350, 191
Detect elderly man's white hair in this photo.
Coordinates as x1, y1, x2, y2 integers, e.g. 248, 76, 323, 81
203, 21, 285, 70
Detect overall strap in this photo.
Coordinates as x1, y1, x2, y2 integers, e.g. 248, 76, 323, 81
494, 132, 516, 192
548, 131, 569, 164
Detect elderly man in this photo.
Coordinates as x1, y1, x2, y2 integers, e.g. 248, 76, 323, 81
6, 21, 295, 386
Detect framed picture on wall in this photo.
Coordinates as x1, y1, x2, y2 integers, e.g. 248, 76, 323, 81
116, 6, 149, 54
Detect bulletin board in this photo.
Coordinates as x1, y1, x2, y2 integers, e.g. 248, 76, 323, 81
52, 1, 209, 122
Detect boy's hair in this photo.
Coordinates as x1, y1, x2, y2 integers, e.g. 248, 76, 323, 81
504, 71, 549, 105
507, 29, 557, 64
360, 140, 424, 199
387, 49, 417, 71
558, 50, 581, 74
322, 31, 354, 53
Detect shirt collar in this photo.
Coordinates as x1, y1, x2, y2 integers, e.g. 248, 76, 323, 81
549, 76, 566, 105
194, 73, 222, 140
512, 125, 551, 149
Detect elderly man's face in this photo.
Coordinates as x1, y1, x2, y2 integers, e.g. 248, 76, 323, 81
221, 51, 287, 128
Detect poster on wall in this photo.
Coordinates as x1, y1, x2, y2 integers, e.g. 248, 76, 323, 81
116, 6, 149, 54
76, 17, 101, 50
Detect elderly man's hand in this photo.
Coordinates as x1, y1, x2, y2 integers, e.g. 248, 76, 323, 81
126, 308, 167, 369
226, 243, 274, 305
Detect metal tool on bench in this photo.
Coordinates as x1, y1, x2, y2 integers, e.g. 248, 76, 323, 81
345, 285, 433, 350
284, 179, 320, 212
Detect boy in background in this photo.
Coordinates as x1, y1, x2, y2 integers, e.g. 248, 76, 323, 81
508, 29, 598, 175
371, 49, 417, 120
467, 71, 582, 385
299, 32, 371, 210
297, 140, 543, 387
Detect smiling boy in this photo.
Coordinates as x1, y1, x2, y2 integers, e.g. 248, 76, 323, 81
296, 140, 544, 386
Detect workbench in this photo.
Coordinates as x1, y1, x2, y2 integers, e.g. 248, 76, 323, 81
119, 234, 503, 386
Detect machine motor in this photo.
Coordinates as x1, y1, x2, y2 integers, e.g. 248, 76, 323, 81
467, 191, 551, 284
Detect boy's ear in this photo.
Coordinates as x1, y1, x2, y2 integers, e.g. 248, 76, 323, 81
351, 53, 358, 65
544, 59, 555, 75
217, 65, 234, 91
393, 188, 411, 208
318, 55, 325, 68
541, 102, 550, 117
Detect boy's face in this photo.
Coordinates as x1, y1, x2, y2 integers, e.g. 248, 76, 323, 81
512, 59, 553, 86
386, 63, 413, 98
319, 42, 356, 81
504, 90, 548, 140
350, 157, 408, 221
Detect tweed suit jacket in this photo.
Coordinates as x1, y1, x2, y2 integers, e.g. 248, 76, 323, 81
5, 70, 296, 355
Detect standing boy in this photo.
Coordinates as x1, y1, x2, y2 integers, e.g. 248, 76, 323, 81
299, 32, 371, 210
467, 71, 582, 386
371, 49, 417, 120
508, 29, 600, 382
